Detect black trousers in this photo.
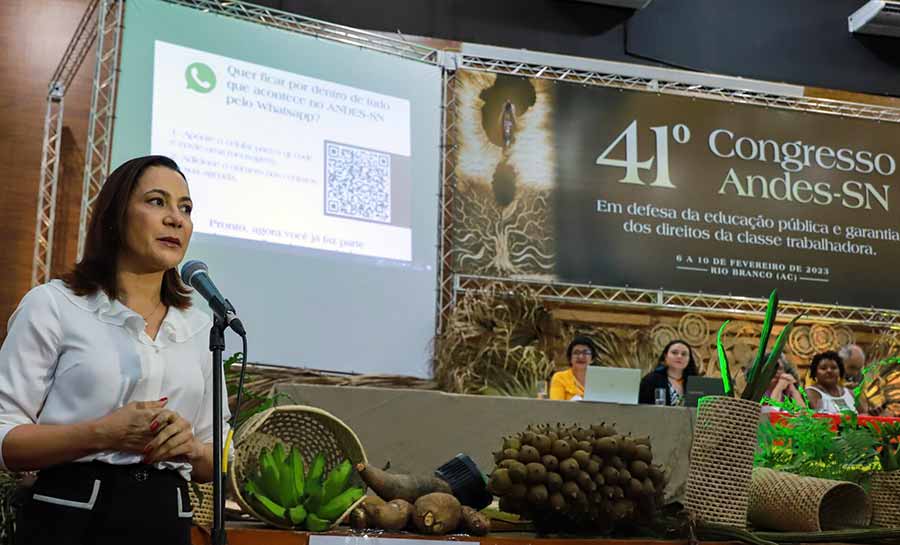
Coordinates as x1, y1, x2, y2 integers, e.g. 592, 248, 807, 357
15, 461, 192, 545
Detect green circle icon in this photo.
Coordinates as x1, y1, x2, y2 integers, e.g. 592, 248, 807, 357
185, 62, 216, 93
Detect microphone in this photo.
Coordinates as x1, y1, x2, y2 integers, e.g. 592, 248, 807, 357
180, 260, 246, 336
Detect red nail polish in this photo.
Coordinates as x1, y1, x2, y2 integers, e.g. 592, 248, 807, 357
143, 445, 152, 453
159, 397, 168, 402
150, 421, 159, 431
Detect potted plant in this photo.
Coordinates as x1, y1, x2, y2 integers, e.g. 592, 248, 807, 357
684, 289, 801, 528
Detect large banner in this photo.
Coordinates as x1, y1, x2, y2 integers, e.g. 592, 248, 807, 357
452, 70, 900, 309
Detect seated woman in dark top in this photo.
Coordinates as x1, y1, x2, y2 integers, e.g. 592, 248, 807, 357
638, 339, 698, 406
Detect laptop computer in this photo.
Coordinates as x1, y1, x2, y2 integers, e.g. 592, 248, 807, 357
683, 376, 726, 407
582, 367, 641, 405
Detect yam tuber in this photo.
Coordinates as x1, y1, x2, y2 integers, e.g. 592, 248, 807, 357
459, 506, 490, 536
359, 495, 386, 519
349, 506, 368, 530
412, 492, 461, 535
371, 499, 414, 531
356, 464, 451, 503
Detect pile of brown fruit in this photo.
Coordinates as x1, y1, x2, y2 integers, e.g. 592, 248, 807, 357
487, 423, 668, 531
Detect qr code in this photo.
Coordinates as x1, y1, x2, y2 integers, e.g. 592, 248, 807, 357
324, 142, 391, 223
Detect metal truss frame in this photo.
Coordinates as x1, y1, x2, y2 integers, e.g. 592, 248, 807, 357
458, 55, 900, 123
437, 71, 459, 331
76, 0, 124, 261
32, 88, 65, 286
32, 0, 102, 285
453, 274, 900, 328
159, 0, 439, 64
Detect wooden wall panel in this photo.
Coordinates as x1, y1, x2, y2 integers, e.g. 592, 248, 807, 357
0, 0, 92, 340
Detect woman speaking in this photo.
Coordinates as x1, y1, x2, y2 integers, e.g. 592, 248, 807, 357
0, 155, 229, 544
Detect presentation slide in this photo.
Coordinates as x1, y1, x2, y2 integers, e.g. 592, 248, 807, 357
111, 0, 443, 377
152, 41, 413, 262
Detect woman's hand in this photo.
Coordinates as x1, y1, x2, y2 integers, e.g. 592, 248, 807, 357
779, 373, 797, 386
142, 409, 201, 464
95, 399, 169, 453
780, 376, 806, 407
770, 373, 794, 396
781, 374, 800, 394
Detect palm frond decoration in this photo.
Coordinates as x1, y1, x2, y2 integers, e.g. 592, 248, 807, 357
433, 284, 559, 395
586, 327, 655, 372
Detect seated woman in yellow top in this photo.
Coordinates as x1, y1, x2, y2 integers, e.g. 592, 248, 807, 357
549, 336, 596, 400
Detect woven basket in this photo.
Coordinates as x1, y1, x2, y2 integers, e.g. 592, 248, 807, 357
684, 396, 760, 528
871, 470, 900, 527
229, 405, 368, 530
188, 482, 215, 530
748, 467, 871, 531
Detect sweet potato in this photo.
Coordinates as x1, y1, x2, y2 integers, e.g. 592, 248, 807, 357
459, 506, 490, 536
412, 492, 461, 535
356, 463, 451, 503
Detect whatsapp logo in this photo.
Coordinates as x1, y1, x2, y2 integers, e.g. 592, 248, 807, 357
185, 62, 216, 93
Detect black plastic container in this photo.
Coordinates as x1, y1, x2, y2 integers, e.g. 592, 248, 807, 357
434, 453, 493, 509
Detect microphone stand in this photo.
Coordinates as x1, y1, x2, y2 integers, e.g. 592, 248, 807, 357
209, 314, 228, 545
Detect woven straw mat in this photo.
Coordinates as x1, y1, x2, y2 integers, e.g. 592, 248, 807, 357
748, 467, 871, 531
229, 405, 368, 530
871, 470, 900, 528
685, 396, 760, 528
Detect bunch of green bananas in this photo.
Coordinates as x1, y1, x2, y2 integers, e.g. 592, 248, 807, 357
244, 443, 364, 531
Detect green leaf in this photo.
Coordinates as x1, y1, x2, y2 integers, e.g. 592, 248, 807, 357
744, 314, 801, 402
886, 445, 900, 471
747, 289, 778, 389
854, 355, 900, 402
223, 351, 244, 374
754, 401, 879, 483
715, 320, 733, 396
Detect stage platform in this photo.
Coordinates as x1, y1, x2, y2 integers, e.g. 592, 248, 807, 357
274, 384, 697, 501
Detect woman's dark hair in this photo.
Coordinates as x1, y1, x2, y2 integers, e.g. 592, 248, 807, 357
810, 351, 845, 380
61, 155, 192, 309
656, 339, 698, 377
566, 335, 596, 361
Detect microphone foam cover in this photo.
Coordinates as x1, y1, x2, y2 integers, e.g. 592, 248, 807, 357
180, 260, 208, 285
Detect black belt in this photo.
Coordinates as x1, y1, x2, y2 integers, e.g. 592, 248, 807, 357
40, 461, 181, 484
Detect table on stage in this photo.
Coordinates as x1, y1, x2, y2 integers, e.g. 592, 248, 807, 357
190, 526, 744, 545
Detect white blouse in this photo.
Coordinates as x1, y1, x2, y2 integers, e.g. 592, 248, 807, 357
807, 385, 858, 415
0, 280, 231, 479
